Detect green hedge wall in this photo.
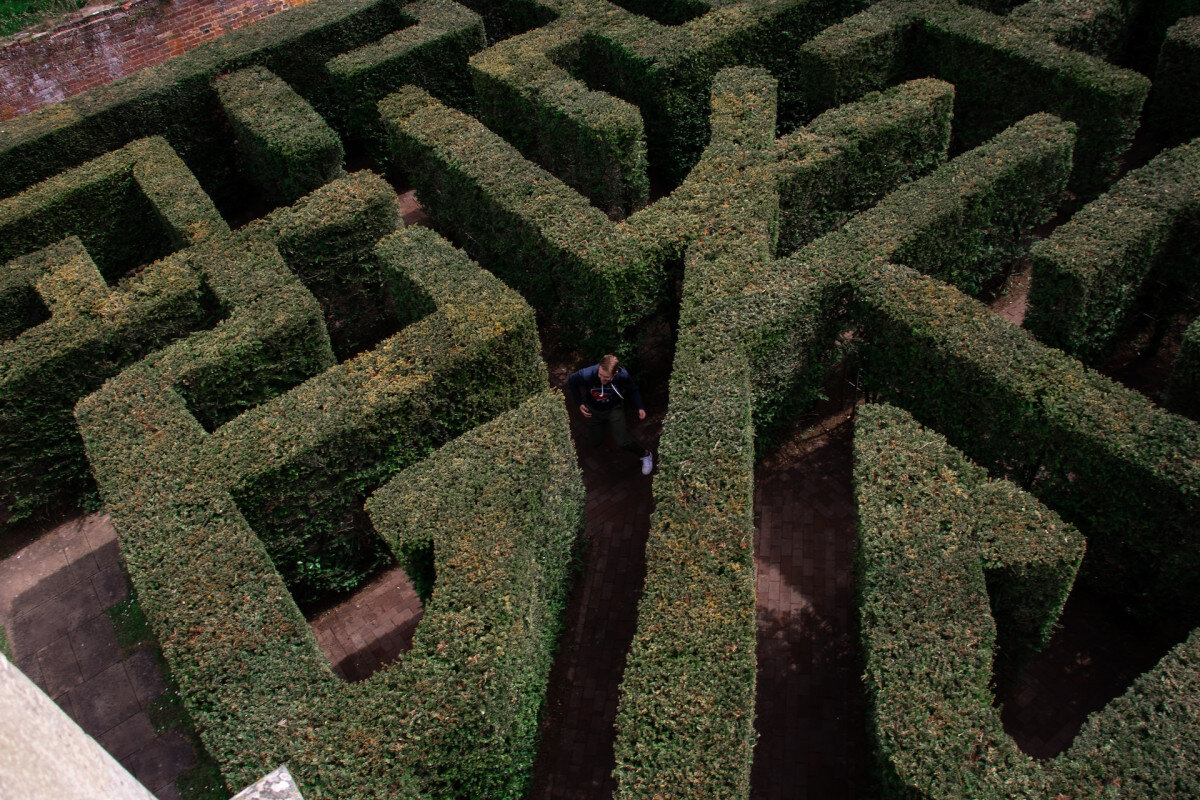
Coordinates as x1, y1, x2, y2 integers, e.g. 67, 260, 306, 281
855, 403, 1200, 800
1025, 137, 1200, 362
76, 225, 570, 797
738, 111, 1200, 619
326, 0, 486, 164
382, 83, 666, 354
215, 224, 544, 605
1151, 15, 1200, 144
0, 137, 228, 523
854, 261, 1200, 618
470, 16, 651, 218
364, 389, 584, 798
469, 0, 853, 213
1166, 315, 1200, 419
1009, 0, 1139, 58
0, 0, 485, 208
776, 77, 953, 254
240, 169, 405, 362
805, 112, 1073, 297
612, 67, 977, 795
854, 402, 1085, 799
383, 70, 954, 356
614, 66, 777, 800
796, 0, 1148, 198
214, 66, 346, 205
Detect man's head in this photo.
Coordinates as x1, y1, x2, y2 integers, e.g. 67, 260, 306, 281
598, 354, 619, 384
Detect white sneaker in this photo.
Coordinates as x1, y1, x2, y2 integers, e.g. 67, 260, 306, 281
641, 451, 654, 475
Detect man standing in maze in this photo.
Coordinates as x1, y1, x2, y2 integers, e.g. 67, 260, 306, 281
568, 354, 654, 475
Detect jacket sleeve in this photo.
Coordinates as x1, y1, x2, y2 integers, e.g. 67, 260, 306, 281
567, 369, 586, 407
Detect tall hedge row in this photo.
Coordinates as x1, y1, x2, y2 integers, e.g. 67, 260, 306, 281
214, 224, 543, 605
240, 169, 405, 362
469, 0, 854, 212
383, 72, 953, 356
776, 77, 953, 253
214, 66, 346, 205
613, 67, 777, 800
0, 137, 228, 523
325, 0, 486, 164
1025, 137, 1200, 362
854, 261, 1200, 619
0, 0, 485, 206
1166, 316, 1200, 419
854, 402, 1085, 799
796, 0, 1148, 197
76, 224, 576, 798
855, 403, 1200, 800
1151, 15, 1200, 144
1009, 0, 1139, 58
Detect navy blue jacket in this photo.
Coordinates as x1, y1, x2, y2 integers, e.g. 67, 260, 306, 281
567, 364, 645, 412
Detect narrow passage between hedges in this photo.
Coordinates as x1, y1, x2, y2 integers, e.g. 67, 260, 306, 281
750, 412, 872, 800
528, 347, 666, 800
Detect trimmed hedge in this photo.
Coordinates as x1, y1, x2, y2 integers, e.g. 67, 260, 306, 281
1151, 15, 1200, 144
1025, 137, 1200, 362
383, 71, 954, 355
614, 67, 777, 800
803, 112, 1074, 297
381, 83, 656, 354
364, 389, 584, 798
1009, 0, 1137, 58
853, 261, 1200, 618
325, 0, 486, 163
469, 16, 650, 218
216, 223, 543, 605
855, 403, 1200, 799
612, 67, 960, 796
240, 169, 405, 362
854, 402, 1085, 799
0, 0, 484, 207
214, 66, 346, 205
1166, 315, 1200, 419
739, 113, 1200, 618
776, 77, 953, 254
0, 137, 227, 523
469, 0, 853, 212
76, 224, 566, 797
796, 0, 1149, 197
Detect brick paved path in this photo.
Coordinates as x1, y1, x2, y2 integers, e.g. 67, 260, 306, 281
0, 514, 196, 800
528, 353, 664, 800
309, 566, 422, 682
751, 414, 870, 800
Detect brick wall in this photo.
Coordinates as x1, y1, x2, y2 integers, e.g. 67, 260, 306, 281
0, 0, 316, 120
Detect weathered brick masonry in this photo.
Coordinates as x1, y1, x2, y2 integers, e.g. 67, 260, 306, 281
0, 0, 315, 119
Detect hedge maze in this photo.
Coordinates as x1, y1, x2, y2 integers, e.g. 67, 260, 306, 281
2, 0, 1199, 798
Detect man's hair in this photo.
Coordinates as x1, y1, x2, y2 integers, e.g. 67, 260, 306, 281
599, 354, 619, 372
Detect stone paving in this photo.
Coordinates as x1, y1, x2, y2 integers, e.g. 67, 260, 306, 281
0, 514, 195, 800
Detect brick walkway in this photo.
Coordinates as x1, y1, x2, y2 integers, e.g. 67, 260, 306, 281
0, 514, 195, 799
309, 566, 422, 682
751, 413, 870, 800
528, 353, 664, 800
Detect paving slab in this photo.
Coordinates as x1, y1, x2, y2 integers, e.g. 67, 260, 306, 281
0, 513, 198, 800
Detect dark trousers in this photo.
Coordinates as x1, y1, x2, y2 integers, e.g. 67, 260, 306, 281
586, 404, 645, 455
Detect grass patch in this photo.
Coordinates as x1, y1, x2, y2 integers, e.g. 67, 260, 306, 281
0, 623, 12, 661
175, 756, 229, 800
0, 0, 85, 36
106, 587, 151, 654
